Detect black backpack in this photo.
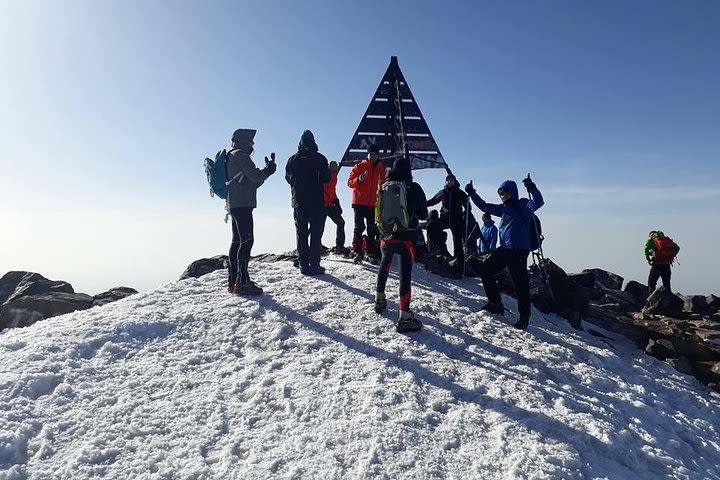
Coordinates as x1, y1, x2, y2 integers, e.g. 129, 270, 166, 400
529, 213, 543, 251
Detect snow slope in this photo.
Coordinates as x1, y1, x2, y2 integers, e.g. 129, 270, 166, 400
1, 257, 720, 480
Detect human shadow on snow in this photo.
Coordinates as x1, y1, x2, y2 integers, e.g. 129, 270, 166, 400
258, 295, 681, 479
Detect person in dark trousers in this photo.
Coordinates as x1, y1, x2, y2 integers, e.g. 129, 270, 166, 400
375, 157, 428, 333
426, 174, 468, 264
285, 130, 331, 275
465, 212, 481, 255
226, 128, 277, 295
348, 144, 386, 261
479, 212, 498, 252
465, 177, 544, 330
644, 230, 680, 291
422, 210, 451, 257
323, 161, 347, 253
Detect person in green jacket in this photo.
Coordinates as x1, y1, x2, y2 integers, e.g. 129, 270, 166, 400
644, 230, 680, 291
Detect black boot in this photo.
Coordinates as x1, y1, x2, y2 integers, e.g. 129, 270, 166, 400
513, 316, 529, 330
481, 302, 505, 315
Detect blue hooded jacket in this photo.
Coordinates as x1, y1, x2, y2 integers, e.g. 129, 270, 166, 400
479, 219, 498, 253
469, 180, 544, 250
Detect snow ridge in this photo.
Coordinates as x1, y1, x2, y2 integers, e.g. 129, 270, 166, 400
1, 257, 719, 479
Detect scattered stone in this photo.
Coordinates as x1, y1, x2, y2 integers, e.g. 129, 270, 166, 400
92, 287, 138, 307
683, 295, 710, 315
642, 288, 685, 317
581, 268, 624, 291
179, 255, 228, 280
624, 281, 650, 303
667, 357, 693, 375
645, 338, 677, 360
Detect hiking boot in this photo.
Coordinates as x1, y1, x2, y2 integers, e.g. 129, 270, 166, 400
481, 302, 505, 315
374, 293, 387, 314
299, 264, 311, 275
396, 310, 422, 333
234, 281, 263, 296
308, 265, 326, 276
228, 281, 235, 293
513, 316, 530, 330
332, 246, 351, 256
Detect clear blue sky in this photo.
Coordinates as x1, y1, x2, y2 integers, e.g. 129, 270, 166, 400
1, 1, 718, 295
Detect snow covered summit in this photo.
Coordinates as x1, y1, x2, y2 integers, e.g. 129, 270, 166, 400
2, 257, 720, 479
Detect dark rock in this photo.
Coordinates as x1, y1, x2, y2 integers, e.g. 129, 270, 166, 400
92, 287, 138, 307
587, 287, 606, 302
642, 287, 685, 317
683, 295, 710, 315
624, 281, 650, 303
0, 271, 74, 305
706, 295, 720, 314
179, 255, 228, 280
601, 288, 642, 313
645, 338, 677, 360
529, 259, 586, 328
568, 272, 595, 289
0, 292, 93, 330
693, 361, 720, 384
667, 357, 693, 375
424, 255, 462, 279
581, 268, 624, 291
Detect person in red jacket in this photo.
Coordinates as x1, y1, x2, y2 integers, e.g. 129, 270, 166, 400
347, 144, 387, 260
323, 161, 347, 252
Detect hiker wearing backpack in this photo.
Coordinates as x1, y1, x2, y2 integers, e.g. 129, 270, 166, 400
285, 130, 331, 276
348, 144, 387, 262
479, 213, 498, 253
644, 230, 680, 291
226, 128, 277, 295
374, 157, 428, 333
323, 161, 347, 254
426, 175, 469, 265
465, 176, 544, 330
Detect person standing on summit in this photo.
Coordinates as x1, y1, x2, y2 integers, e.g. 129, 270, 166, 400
286, 130, 331, 275
426, 174, 468, 265
465, 176, 544, 330
644, 230, 680, 291
226, 128, 277, 295
347, 144, 386, 261
323, 161, 347, 254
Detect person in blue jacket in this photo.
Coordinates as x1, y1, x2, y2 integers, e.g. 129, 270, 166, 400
465, 176, 544, 330
479, 213, 498, 253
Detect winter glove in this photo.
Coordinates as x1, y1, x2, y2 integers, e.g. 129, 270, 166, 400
265, 153, 277, 175
522, 175, 536, 191
464, 180, 476, 196
358, 171, 368, 183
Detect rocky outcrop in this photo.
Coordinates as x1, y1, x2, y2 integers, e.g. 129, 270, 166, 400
0, 271, 136, 331
581, 268, 624, 291
642, 288, 685, 317
92, 287, 138, 307
179, 255, 229, 280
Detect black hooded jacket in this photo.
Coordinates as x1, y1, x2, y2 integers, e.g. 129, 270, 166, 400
427, 178, 468, 222
285, 143, 331, 209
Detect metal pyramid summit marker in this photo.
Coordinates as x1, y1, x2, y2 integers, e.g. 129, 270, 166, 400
340, 56, 448, 172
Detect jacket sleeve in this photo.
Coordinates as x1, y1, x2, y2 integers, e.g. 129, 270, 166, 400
347, 164, 361, 189
413, 183, 429, 221
490, 226, 498, 249
285, 156, 294, 186
528, 186, 544, 211
235, 152, 269, 185
469, 191, 503, 216
643, 239, 655, 260
427, 190, 443, 207
318, 154, 330, 184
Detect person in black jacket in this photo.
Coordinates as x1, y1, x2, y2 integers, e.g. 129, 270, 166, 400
285, 130, 331, 275
375, 157, 428, 333
426, 174, 468, 264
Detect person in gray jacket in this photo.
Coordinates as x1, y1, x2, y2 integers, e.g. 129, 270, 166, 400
226, 128, 276, 295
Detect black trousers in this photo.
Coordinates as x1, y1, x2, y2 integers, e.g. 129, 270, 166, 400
352, 205, 378, 254
229, 207, 254, 285
427, 214, 465, 260
294, 205, 326, 267
376, 240, 414, 311
648, 264, 671, 291
479, 248, 531, 318
325, 204, 346, 248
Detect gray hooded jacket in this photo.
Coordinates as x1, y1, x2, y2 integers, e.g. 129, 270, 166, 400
226, 149, 273, 209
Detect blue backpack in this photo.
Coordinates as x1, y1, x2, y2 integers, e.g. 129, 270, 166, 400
204, 149, 242, 200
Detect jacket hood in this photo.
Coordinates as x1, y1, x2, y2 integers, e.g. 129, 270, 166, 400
231, 128, 256, 153
388, 158, 412, 182
498, 180, 518, 201
298, 130, 318, 152
483, 219, 495, 226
